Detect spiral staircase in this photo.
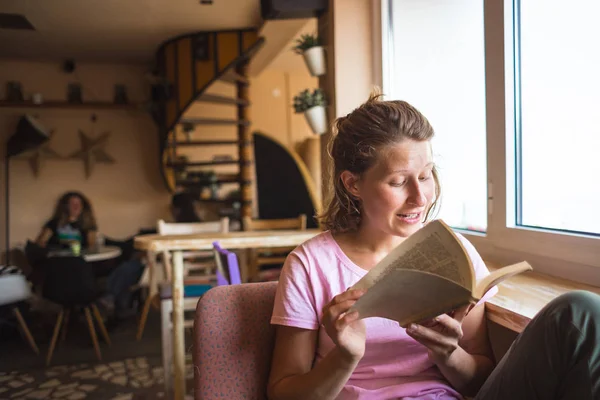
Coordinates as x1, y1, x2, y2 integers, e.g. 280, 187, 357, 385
152, 29, 265, 220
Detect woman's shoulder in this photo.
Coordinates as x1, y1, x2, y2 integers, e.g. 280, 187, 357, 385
453, 231, 491, 276
292, 230, 336, 256
453, 232, 480, 258
285, 231, 339, 270
43, 218, 58, 229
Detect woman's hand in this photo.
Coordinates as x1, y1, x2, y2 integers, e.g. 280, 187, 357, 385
405, 304, 473, 365
321, 289, 367, 362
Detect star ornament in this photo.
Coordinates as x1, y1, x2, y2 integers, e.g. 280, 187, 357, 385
69, 130, 115, 178
15, 130, 63, 177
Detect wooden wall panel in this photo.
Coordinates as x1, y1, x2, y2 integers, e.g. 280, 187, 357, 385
242, 31, 258, 52
177, 37, 193, 110
217, 32, 239, 71
164, 42, 178, 130
195, 33, 215, 91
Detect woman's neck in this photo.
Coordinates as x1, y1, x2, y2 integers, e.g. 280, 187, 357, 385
353, 226, 405, 254
334, 223, 407, 255
332, 225, 408, 271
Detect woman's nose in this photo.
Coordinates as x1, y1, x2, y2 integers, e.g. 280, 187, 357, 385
407, 182, 427, 206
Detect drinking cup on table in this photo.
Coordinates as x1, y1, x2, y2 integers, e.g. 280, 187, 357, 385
70, 241, 81, 256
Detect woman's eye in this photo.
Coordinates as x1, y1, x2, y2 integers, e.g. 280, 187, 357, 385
419, 170, 433, 181
390, 180, 406, 187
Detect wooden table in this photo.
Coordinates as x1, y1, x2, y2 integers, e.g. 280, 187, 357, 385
486, 265, 600, 333
134, 229, 321, 400
47, 246, 122, 262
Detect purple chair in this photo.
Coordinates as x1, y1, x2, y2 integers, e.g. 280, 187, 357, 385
212, 241, 242, 286
193, 281, 278, 399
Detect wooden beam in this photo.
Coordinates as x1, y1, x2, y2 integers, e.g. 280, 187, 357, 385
248, 19, 313, 76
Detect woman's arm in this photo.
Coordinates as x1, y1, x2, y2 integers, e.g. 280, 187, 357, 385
86, 230, 98, 249
406, 303, 495, 397
267, 326, 360, 400
36, 227, 53, 248
268, 289, 367, 400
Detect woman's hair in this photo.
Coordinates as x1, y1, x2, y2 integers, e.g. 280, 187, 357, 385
171, 192, 201, 223
52, 191, 97, 231
319, 90, 441, 233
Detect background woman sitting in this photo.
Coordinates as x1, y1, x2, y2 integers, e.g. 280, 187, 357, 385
36, 191, 98, 250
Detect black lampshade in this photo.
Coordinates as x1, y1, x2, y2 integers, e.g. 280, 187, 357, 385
6, 115, 50, 158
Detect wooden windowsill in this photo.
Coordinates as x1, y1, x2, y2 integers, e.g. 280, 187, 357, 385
484, 263, 600, 333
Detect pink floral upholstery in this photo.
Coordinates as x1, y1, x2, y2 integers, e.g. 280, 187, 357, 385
194, 281, 278, 399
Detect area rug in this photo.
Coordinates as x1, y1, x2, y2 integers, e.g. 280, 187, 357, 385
0, 356, 194, 399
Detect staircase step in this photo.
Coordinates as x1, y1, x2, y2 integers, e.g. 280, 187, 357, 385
220, 70, 250, 85
179, 118, 250, 126
169, 140, 239, 147
196, 94, 249, 106
167, 160, 239, 167
176, 175, 239, 187
188, 198, 241, 204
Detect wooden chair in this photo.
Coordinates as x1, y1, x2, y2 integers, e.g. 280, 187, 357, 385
158, 218, 230, 279
242, 215, 307, 281
161, 241, 241, 393
42, 256, 111, 365
0, 273, 39, 355
136, 217, 229, 340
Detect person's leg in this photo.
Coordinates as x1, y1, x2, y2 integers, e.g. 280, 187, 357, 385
104, 259, 145, 314
110, 259, 145, 313
475, 290, 600, 400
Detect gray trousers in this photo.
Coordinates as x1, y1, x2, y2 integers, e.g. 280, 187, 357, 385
475, 290, 600, 400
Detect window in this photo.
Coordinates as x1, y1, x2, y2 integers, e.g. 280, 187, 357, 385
513, 0, 600, 236
385, 0, 487, 232
382, 0, 600, 269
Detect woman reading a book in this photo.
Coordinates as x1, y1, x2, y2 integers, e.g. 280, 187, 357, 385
267, 92, 600, 400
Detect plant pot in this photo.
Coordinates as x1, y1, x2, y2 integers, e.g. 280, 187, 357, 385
304, 105, 328, 135
302, 46, 326, 77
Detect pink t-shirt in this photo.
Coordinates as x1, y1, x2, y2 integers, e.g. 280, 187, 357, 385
271, 230, 497, 400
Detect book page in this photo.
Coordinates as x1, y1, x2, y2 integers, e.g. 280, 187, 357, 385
351, 220, 474, 292
473, 261, 533, 299
350, 269, 472, 327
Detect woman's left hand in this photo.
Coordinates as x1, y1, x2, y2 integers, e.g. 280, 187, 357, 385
405, 304, 473, 365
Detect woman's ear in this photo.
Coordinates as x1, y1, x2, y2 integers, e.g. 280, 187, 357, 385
340, 171, 361, 199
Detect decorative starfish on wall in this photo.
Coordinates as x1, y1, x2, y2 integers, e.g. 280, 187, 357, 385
69, 130, 115, 178
15, 130, 63, 177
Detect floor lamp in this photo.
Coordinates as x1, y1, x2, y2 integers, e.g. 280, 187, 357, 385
4, 115, 49, 265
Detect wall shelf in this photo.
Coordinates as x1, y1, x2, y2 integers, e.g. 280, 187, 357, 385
0, 100, 146, 111
167, 160, 239, 167
179, 118, 250, 126
168, 140, 239, 147
176, 176, 239, 187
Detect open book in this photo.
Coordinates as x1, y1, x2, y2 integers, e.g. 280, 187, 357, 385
349, 220, 532, 327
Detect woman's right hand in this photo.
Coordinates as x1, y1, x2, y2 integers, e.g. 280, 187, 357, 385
321, 289, 367, 362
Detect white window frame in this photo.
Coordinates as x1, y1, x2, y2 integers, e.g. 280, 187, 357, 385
379, 0, 600, 281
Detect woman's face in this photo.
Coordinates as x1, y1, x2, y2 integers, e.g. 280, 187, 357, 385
68, 196, 84, 219
346, 139, 436, 238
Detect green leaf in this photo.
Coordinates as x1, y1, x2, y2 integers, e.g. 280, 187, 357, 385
292, 88, 327, 113
292, 32, 321, 54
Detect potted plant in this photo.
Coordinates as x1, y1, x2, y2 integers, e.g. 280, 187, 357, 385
173, 155, 189, 180
293, 33, 326, 77
293, 89, 328, 135
182, 122, 195, 141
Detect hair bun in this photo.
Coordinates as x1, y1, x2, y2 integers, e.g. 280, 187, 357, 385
367, 86, 384, 103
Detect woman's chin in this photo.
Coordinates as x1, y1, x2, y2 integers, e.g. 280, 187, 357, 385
392, 222, 423, 237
